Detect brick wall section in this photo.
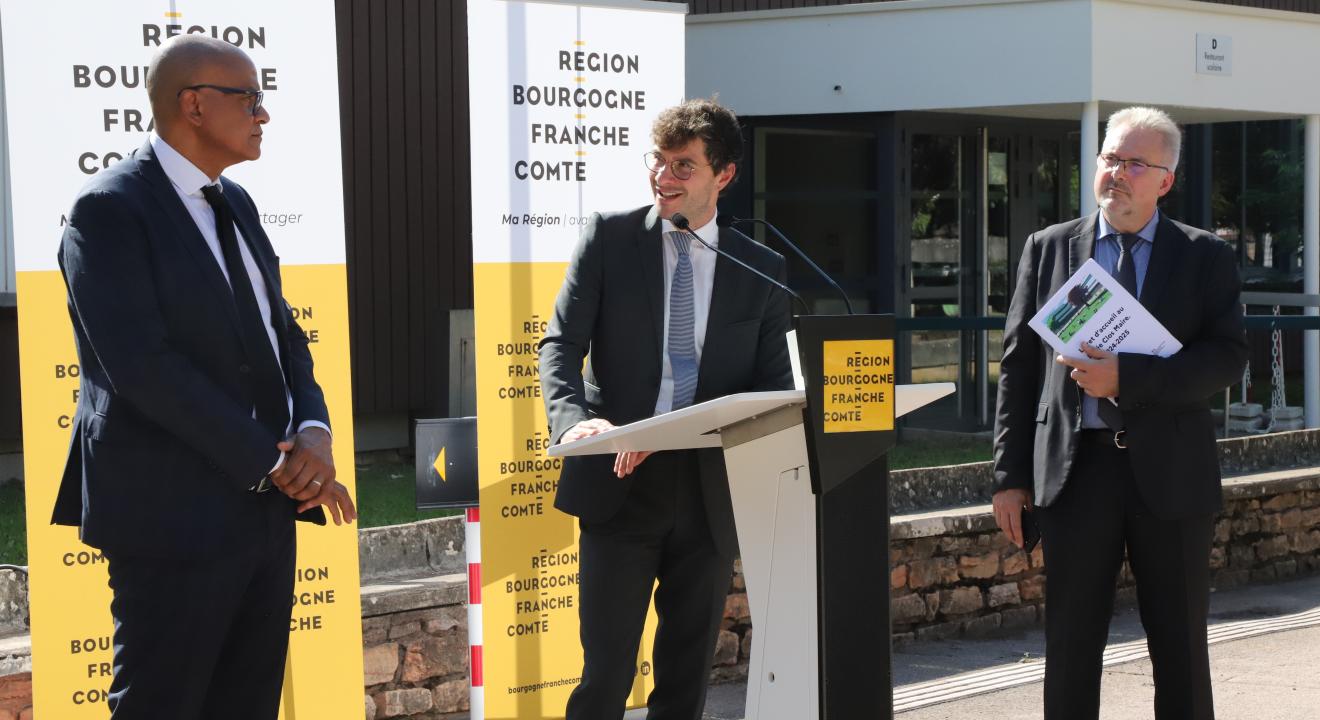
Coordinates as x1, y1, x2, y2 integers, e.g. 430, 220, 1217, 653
0, 672, 31, 720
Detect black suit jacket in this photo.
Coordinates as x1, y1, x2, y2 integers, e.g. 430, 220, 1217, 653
992, 212, 1247, 519
538, 205, 794, 555
53, 140, 328, 557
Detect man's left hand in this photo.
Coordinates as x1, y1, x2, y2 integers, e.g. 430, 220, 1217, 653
1057, 342, 1119, 398
271, 427, 335, 502
613, 451, 653, 478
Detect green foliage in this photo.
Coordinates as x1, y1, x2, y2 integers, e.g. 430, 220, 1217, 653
889, 436, 992, 470
0, 482, 26, 566
354, 462, 460, 528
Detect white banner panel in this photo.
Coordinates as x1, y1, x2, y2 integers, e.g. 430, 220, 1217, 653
466, 0, 684, 717
469, 0, 685, 265
3, 3, 345, 272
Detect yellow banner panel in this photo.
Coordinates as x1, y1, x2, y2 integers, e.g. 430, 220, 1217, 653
17, 265, 363, 719
821, 339, 895, 433
474, 262, 658, 719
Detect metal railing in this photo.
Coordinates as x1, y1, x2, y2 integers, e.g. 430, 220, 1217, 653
894, 294, 1320, 432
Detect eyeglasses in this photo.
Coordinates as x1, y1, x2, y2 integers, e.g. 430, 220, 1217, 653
177, 84, 265, 117
644, 150, 709, 181
1098, 153, 1170, 177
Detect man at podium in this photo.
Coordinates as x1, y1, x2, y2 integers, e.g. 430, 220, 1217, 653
538, 98, 793, 719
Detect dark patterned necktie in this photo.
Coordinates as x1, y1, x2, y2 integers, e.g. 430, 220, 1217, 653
201, 184, 289, 439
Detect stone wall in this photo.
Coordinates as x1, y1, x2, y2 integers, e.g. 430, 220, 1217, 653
889, 428, 1320, 514
361, 576, 471, 720
889, 510, 1044, 643
0, 571, 25, 639
886, 469, 1320, 644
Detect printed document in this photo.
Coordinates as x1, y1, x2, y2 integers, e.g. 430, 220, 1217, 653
1027, 258, 1181, 360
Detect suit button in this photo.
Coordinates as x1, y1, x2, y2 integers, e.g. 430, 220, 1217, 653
239, 364, 251, 374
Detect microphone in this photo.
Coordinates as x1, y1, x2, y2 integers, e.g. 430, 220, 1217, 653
670, 213, 809, 316
718, 214, 854, 314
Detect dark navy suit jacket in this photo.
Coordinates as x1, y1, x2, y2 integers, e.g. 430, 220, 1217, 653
538, 205, 794, 557
53, 140, 328, 557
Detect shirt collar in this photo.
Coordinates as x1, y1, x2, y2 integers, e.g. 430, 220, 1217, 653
151, 133, 221, 199
1097, 209, 1159, 245
660, 214, 719, 250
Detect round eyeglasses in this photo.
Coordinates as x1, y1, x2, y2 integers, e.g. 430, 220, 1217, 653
644, 150, 709, 181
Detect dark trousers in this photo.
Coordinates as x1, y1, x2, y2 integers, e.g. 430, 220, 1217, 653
103, 491, 297, 720
566, 450, 734, 720
1036, 433, 1216, 720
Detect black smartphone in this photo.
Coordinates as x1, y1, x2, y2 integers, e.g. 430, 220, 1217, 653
1021, 507, 1041, 554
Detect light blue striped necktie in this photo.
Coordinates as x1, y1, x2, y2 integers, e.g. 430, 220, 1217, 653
667, 231, 699, 410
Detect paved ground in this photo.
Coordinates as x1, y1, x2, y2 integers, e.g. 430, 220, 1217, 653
694, 573, 1320, 719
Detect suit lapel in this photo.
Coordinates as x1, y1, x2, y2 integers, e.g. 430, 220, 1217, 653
1140, 214, 1183, 315
1064, 212, 1098, 416
225, 182, 288, 335
696, 227, 743, 397
1068, 211, 1098, 276
134, 141, 244, 335
638, 206, 665, 358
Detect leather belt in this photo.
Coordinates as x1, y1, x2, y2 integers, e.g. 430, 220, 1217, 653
1079, 428, 1127, 450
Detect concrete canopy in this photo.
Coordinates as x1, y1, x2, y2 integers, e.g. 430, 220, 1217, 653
686, 0, 1320, 124
687, 0, 1320, 428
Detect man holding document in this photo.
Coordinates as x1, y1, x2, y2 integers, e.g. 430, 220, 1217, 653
992, 106, 1247, 719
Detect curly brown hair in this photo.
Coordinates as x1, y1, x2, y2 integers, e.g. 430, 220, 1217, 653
651, 98, 743, 182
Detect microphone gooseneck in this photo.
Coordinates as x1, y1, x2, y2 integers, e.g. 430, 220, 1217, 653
718, 213, 855, 315
670, 213, 809, 316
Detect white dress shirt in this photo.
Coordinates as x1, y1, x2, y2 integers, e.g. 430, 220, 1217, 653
151, 134, 328, 471
653, 215, 720, 415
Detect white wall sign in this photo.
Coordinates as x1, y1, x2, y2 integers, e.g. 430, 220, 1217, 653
1196, 33, 1232, 76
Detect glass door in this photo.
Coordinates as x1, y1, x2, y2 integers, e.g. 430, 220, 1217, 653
752, 127, 879, 314
901, 123, 1069, 430
904, 130, 977, 424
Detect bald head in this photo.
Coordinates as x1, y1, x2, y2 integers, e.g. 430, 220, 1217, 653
146, 35, 253, 127
146, 35, 269, 179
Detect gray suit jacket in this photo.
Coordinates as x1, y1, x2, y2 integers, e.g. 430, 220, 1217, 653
992, 211, 1247, 519
538, 205, 794, 555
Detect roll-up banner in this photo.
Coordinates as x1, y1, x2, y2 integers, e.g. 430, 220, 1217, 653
465, 0, 684, 717
0, 2, 363, 716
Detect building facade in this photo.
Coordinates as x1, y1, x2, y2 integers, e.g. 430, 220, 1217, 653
1, 0, 1317, 456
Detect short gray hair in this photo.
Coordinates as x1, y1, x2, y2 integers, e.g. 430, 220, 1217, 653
1105, 106, 1182, 171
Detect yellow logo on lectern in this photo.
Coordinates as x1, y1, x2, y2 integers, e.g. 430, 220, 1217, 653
821, 339, 894, 433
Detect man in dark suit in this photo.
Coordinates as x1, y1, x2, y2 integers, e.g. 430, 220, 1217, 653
539, 99, 793, 719
992, 106, 1247, 720
53, 36, 356, 719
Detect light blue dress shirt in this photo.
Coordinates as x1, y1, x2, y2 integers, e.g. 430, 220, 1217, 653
1080, 210, 1159, 429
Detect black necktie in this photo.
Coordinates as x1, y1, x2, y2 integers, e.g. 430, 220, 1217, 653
1096, 233, 1142, 431
201, 184, 289, 440
1116, 233, 1141, 297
